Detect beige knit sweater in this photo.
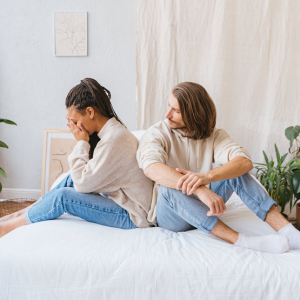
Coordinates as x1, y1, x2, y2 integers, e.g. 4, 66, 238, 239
68, 118, 154, 228
137, 119, 252, 222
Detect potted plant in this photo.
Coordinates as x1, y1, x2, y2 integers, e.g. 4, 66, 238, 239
285, 126, 300, 226
254, 125, 300, 219
0, 118, 17, 193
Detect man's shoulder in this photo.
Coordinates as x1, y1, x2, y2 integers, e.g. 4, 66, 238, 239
147, 119, 170, 132
142, 119, 171, 138
139, 120, 172, 147
211, 127, 230, 139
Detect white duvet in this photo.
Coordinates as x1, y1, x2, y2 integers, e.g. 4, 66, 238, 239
1, 193, 300, 300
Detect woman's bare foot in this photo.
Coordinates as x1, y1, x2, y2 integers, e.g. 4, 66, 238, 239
0, 215, 28, 238
0, 222, 9, 238
0, 201, 38, 223
0, 212, 17, 223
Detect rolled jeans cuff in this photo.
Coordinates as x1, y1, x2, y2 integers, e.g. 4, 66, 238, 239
256, 196, 277, 221
23, 208, 33, 225
200, 215, 219, 234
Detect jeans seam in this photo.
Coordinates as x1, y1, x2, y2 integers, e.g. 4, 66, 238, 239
65, 199, 129, 215
168, 191, 210, 230
68, 202, 134, 228
231, 178, 270, 214
213, 180, 226, 194
30, 202, 63, 222
30, 199, 129, 223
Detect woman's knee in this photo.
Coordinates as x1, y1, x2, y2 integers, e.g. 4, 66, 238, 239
52, 187, 75, 206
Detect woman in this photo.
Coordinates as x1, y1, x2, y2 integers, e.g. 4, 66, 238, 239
0, 78, 154, 238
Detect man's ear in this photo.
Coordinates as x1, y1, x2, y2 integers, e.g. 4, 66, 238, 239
86, 107, 95, 119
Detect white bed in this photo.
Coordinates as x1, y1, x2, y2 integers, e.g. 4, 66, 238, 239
1, 193, 300, 300
1, 131, 300, 299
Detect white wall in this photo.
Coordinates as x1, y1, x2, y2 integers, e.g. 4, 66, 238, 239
0, 0, 137, 191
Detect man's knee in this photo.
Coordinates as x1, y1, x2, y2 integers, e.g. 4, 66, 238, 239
157, 186, 173, 209
229, 172, 253, 187
158, 186, 170, 198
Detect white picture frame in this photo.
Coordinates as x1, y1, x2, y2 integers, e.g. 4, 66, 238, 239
41, 129, 77, 195
54, 12, 88, 56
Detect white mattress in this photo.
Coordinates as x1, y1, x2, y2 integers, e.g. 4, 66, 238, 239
1, 194, 300, 300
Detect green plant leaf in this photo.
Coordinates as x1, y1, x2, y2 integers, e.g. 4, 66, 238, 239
0, 119, 17, 125
266, 167, 275, 177
285, 189, 291, 209
275, 144, 281, 167
292, 169, 300, 197
285, 173, 294, 193
263, 151, 269, 164
0, 182, 2, 193
253, 163, 268, 166
276, 174, 281, 190
285, 126, 300, 142
283, 159, 294, 172
269, 175, 274, 192
0, 168, 7, 179
278, 185, 285, 208
289, 188, 294, 212
0, 141, 8, 149
289, 140, 293, 151
290, 158, 300, 171
261, 177, 268, 185
281, 153, 288, 165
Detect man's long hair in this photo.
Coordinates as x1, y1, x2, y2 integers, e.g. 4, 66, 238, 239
65, 78, 124, 159
172, 82, 217, 140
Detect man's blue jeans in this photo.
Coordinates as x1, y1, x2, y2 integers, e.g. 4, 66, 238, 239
24, 174, 137, 229
156, 173, 276, 233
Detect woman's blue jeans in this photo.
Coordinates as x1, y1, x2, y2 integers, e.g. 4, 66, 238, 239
156, 173, 276, 233
24, 174, 137, 229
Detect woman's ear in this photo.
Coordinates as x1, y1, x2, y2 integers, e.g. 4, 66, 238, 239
86, 107, 95, 120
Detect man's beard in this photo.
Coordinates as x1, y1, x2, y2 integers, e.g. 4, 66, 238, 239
168, 118, 188, 131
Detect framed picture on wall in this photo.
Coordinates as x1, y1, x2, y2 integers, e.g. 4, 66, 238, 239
41, 129, 77, 195
54, 12, 88, 56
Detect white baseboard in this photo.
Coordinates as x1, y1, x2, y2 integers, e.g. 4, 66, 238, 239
0, 188, 41, 201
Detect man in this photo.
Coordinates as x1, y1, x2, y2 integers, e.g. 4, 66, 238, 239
137, 82, 300, 254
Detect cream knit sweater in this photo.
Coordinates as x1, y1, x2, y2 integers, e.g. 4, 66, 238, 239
137, 119, 252, 222
68, 118, 154, 228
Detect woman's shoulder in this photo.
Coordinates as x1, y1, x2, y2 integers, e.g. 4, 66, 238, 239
100, 120, 138, 147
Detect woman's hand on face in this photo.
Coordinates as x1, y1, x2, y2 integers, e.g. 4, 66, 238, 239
67, 119, 89, 142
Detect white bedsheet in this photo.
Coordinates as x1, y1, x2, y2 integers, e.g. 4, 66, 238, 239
1, 194, 300, 300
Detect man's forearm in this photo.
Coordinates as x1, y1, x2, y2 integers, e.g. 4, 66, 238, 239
144, 162, 226, 216
144, 162, 183, 189
206, 156, 253, 183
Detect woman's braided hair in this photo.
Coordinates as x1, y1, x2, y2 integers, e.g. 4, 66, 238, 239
65, 78, 124, 159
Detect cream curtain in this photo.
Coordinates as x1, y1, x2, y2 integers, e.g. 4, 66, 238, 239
136, 0, 300, 164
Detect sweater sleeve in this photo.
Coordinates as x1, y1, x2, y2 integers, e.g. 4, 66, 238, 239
213, 128, 251, 165
68, 139, 123, 194
136, 126, 170, 171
